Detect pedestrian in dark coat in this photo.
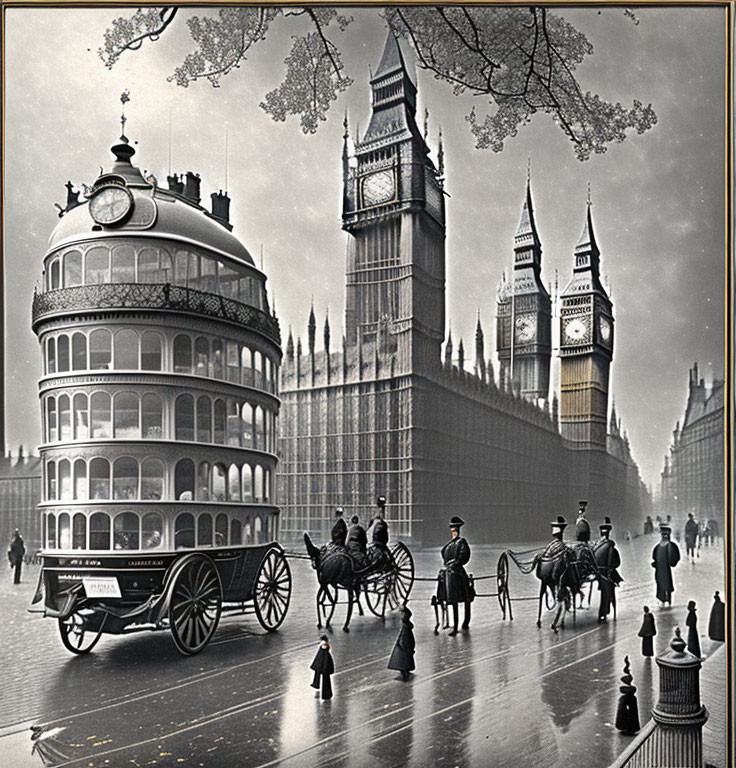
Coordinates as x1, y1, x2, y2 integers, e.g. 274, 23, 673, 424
310, 635, 334, 699
388, 606, 416, 681
684, 513, 699, 562
575, 500, 591, 542
686, 600, 701, 658
651, 525, 680, 605
8, 530, 25, 585
346, 515, 368, 570
441, 516, 473, 635
708, 591, 725, 641
593, 517, 622, 622
331, 507, 348, 548
638, 606, 656, 656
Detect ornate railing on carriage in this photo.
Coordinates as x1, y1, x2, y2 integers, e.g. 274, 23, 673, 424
32, 283, 281, 346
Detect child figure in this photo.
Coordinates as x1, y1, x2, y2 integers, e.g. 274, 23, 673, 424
638, 605, 656, 656
310, 634, 334, 699
551, 585, 571, 633
388, 605, 416, 681
686, 600, 701, 658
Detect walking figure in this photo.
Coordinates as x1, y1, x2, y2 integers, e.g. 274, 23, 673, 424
684, 512, 698, 562
8, 529, 25, 585
310, 635, 334, 699
651, 524, 680, 606
708, 591, 725, 641
387, 605, 416, 681
441, 516, 473, 635
686, 600, 701, 658
638, 606, 656, 657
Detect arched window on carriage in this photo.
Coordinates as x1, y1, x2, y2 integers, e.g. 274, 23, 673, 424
197, 461, 210, 501
242, 464, 253, 502
255, 407, 265, 450
173, 334, 192, 374
141, 393, 163, 439
47, 336, 56, 375
212, 339, 224, 379
194, 336, 209, 376
175, 394, 194, 441
242, 403, 254, 447
141, 458, 164, 500
264, 468, 271, 503
174, 250, 198, 289
58, 394, 71, 441
218, 261, 239, 299
50, 259, 60, 290
200, 254, 217, 293
46, 396, 57, 442
215, 513, 228, 546
114, 392, 140, 439
57, 335, 70, 372
243, 518, 252, 545
73, 393, 88, 440
196, 395, 212, 443
85, 246, 110, 285
254, 515, 263, 544
111, 244, 136, 283
228, 464, 241, 501
254, 465, 264, 503
114, 512, 139, 550
58, 512, 71, 549
142, 512, 163, 549
71, 332, 87, 371
63, 251, 83, 287
174, 512, 195, 549
89, 512, 111, 550
58, 458, 72, 500
226, 341, 239, 383
212, 463, 226, 502
141, 332, 163, 371
227, 400, 241, 446
114, 329, 139, 370
254, 350, 264, 387
231, 518, 242, 545
213, 399, 226, 444
89, 329, 112, 370
241, 345, 253, 386
89, 457, 110, 500
47, 513, 57, 549
198, 513, 213, 547
73, 459, 87, 501
175, 459, 195, 500
90, 392, 111, 439
46, 459, 57, 501
113, 457, 139, 500
72, 513, 86, 550
138, 247, 172, 283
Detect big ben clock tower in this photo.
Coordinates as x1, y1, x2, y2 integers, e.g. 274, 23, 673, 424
496, 178, 552, 401
559, 202, 614, 447
343, 32, 445, 374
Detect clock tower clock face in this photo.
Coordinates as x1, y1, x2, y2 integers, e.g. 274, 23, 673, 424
515, 314, 536, 343
362, 170, 395, 207
89, 185, 133, 225
563, 317, 590, 344
598, 315, 612, 344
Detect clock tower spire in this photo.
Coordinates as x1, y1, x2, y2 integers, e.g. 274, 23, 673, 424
343, 31, 445, 373
559, 198, 614, 447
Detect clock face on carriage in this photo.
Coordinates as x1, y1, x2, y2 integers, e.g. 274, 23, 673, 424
89, 185, 133, 225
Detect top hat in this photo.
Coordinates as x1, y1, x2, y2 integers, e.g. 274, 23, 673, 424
319, 634, 329, 642
551, 515, 567, 529
660, 524, 672, 533
449, 516, 465, 528
377, 495, 387, 509
599, 516, 612, 532
335, 507, 344, 516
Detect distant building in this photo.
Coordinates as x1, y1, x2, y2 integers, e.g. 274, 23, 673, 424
0, 449, 42, 554
660, 363, 724, 526
278, 33, 649, 546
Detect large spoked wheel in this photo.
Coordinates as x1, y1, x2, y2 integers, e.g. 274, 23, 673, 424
389, 542, 414, 609
364, 574, 391, 618
253, 549, 292, 632
497, 552, 512, 620
317, 584, 338, 628
58, 610, 105, 654
169, 555, 222, 656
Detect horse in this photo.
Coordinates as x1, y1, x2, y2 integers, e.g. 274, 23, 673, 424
304, 533, 364, 632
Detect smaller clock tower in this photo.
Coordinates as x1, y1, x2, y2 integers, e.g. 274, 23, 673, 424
496, 178, 551, 401
559, 202, 614, 447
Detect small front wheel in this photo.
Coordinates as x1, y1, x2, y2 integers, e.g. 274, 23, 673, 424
58, 610, 105, 654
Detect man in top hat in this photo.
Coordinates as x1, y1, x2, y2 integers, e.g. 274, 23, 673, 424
367, 496, 390, 572
684, 512, 699, 562
346, 515, 368, 570
651, 524, 680, 606
441, 516, 473, 635
593, 517, 622, 622
575, 501, 591, 542
331, 507, 348, 549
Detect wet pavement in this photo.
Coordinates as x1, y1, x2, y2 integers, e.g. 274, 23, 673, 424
0, 533, 725, 768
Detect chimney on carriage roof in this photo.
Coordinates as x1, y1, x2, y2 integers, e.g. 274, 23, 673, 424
167, 174, 184, 195
184, 171, 201, 204
210, 190, 231, 225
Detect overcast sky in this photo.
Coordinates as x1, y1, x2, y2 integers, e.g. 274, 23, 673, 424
3, 6, 727, 490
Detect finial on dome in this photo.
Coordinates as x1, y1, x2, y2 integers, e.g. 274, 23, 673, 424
120, 90, 131, 143
527, 156, 531, 183
111, 90, 136, 164
587, 181, 592, 207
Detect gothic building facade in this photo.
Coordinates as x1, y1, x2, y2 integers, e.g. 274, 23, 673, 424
278, 33, 649, 546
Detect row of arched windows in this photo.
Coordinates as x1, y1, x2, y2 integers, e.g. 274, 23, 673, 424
43, 391, 276, 451
44, 509, 275, 551
43, 328, 278, 390
46, 456, 273, 503
45, 242, 267, 311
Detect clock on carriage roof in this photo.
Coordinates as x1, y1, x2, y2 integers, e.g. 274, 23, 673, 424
89, 185, 133, 225
362, 170, 395, 207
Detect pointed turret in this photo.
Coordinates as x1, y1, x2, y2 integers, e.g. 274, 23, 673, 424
308, 303, 316, 356
515, 175, 541, 253
324, 310, 331, 353
610, 398, 619, 436
437, 128, 445, 180
475, 312, 486, 382
286, 327, 295, 360
444, 328, 453, 369
457, 339, 465, 372
573, 198, 603, 286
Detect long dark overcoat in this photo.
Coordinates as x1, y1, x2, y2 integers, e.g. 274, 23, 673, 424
594, 537, 622, 618
310, 645, 335, 676
441, 536, 472, 604
652, 540, 680, 603
638, 612, 656, 656
387, 618, 416, 672
686, 608, 701, 658
684, 519, 699, 549
331, 517, 348, 547
708, 596, 725, 641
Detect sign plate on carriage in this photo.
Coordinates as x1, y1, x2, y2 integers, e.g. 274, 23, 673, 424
83, 576, 122, 598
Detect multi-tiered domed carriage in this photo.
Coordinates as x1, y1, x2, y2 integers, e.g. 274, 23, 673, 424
29, 116, 291, 655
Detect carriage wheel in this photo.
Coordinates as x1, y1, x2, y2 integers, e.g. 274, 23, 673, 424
58, 610, 105, 654
317, 584, 338, 628
253, 549, 292, 632
496, 552, 512, 620
169, 555, 222, 656
389, 542, 415, 610
364, 574, 391, 617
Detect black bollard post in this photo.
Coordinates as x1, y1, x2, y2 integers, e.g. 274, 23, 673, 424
615, 655, 641, 735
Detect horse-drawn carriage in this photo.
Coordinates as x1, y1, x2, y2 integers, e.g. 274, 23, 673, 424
30, 540, 292, 655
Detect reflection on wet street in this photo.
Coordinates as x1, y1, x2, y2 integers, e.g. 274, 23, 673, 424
1, 535, 725, 767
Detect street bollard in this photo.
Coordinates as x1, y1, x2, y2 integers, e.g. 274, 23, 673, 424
615, 655, 641, 735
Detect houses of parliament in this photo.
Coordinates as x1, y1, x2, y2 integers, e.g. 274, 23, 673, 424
278, 33, 650, 545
